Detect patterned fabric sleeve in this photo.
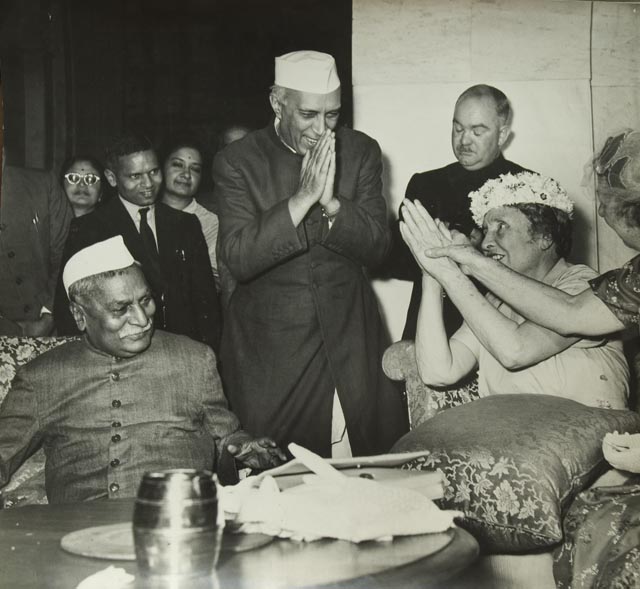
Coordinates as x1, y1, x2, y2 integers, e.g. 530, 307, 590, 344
589, 254, 640, 326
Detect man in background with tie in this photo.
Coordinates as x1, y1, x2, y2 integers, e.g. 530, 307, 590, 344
54, 133, 221, 351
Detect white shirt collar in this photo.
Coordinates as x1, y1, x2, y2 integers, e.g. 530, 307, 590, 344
274, 119, 297, 154
119, 196, 157, 237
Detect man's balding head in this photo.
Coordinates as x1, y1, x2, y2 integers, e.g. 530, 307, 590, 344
451, 85, 512, 171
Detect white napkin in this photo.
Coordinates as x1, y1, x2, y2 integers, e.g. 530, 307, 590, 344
221, 443, 461, 543
75, 566, 134, 589
603, 431, 640, 473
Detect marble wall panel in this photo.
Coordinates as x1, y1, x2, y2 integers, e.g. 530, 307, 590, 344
471, 0, 591, 81
352, 0, 473, 85
592, 1, 640, 87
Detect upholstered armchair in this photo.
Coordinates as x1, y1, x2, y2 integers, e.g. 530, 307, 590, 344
0, 336, 77, 507
382, 339, 479, 428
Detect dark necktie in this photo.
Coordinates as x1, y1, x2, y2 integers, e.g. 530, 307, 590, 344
139, 207, 158, 259
138, 207, 166, 328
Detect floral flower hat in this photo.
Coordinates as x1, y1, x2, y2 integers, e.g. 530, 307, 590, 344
469, 171, 574, 227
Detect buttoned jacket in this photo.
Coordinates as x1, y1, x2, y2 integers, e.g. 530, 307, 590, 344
214, 124, 408, 456
0, 166, 72, 322
0, 331, 241, 503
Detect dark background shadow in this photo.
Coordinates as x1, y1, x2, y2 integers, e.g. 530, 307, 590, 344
0, 0, 352, 187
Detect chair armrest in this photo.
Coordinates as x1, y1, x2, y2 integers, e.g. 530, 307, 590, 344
382, 340, 480, 429
382, 340, 418, 382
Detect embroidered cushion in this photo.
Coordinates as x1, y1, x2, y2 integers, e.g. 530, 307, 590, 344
391, 394, 640, 553
0, 336, 77, 507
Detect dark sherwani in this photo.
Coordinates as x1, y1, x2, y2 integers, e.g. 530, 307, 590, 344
0, 331, 243, 503
0, 166, 72, 328
54, 198, 221, 351
384, 155, 525, 339
213, 123, 408, 457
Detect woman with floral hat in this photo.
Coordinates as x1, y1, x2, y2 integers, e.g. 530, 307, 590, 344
400, 134, 640, 588
400, 171, 629, 409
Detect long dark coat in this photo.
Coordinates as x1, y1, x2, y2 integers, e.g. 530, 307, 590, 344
0, 166, 72, 324
214, 124, 408, 457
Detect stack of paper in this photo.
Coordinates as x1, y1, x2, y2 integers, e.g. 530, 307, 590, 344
220, 445, 459, 543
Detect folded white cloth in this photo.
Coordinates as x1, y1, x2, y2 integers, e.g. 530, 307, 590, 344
75, 566, 134, 589
603, 431, 640, 473
221, 444, 461, 543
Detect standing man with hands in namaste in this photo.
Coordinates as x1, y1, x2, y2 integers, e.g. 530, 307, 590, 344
214, 50, 408, 459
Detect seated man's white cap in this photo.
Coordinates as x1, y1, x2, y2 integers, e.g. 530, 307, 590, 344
63, 235, 136, 295
274, 50, 340, 94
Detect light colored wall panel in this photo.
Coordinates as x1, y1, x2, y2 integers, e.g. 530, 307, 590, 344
352, 0, 472, 86
372, 278, 412, 343
591, 2, 640, 272
592, 2, 640, 87
471, 0, 592, 81
591, 85, 640, 271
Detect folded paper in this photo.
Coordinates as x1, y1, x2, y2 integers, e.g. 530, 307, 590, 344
220, 444, 460, 543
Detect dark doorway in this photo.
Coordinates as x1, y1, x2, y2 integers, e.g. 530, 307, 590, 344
68, 0, 353, 163
1, 0, 352, 171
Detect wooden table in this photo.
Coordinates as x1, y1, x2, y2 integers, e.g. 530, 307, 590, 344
0, 499, 478, 589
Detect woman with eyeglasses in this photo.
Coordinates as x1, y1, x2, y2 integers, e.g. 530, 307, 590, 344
60, 155, 105, 218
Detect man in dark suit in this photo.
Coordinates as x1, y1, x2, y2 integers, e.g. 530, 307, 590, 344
214, 51, 408, 458
54, 134, 221, 351
0, 164, 72, 335
382, 84, 527, 340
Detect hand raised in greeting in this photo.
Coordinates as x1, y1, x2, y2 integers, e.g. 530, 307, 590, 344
298, 130, 335, 206
399, 199, 460, 281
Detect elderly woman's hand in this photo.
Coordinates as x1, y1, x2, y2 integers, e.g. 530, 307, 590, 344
400, 200, 461, 281
603, 432, 640, 473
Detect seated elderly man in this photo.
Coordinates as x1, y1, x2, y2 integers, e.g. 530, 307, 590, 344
400, 171, 629, 409
0, 237, 285, 504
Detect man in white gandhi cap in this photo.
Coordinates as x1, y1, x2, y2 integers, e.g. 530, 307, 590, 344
0, 236, 285, 503
213, 50, 409, 459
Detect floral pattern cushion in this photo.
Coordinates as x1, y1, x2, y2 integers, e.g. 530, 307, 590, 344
391, 394, 640, 553
0, 336, 77, 508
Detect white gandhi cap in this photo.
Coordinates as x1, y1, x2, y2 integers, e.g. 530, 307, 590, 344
63, 235, 136, 295
274, 50, 340, 94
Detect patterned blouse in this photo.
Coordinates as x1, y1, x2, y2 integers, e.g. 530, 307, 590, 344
590, 254, 640, 326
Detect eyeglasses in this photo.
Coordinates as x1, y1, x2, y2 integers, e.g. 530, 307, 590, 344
64, 173, 101, 186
